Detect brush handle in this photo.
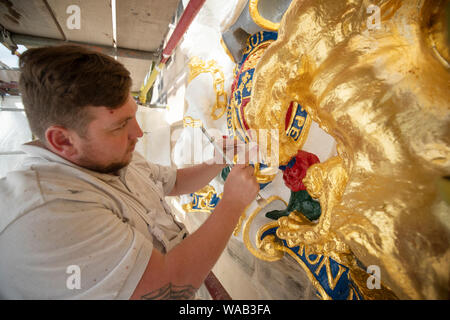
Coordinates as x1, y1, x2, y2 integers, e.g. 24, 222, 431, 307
200, 126, 266, 206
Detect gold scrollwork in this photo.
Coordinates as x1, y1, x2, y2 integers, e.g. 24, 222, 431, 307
254, 212, 360, 300
232, 203, 253, 237
241, 196, 288, 261
249, 0, 280, 31
183, 116, 203, 128
188, 56, 227, 120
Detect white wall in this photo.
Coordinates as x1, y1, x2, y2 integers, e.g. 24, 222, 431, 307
135, 106, 172, 166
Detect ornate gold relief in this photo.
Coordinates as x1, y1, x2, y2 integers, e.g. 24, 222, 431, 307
246, 0, 450, 299
254, 211, 397, 299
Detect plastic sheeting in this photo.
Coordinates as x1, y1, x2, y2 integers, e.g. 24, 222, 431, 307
0, 96, 32, 177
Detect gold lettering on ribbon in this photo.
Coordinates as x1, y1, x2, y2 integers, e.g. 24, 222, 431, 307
347, 286, 361, 300
287, 126, 301, 140
286, 114, 306, 141
294, 114, 305, 127
314, 256, 346, 291
192, 194, 201, 208
304, 252, 322, 265
250, 32, 260, 47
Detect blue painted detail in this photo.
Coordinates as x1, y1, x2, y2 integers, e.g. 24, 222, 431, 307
286, 102, 308, 142
260, 227, 364, 300
239, 69, 254, 98
190, 192, 221, 211
239, 31, 278, 69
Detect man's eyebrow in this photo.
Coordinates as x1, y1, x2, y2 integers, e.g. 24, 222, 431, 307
113, 115, 133, 126
110, 103, 138, 127
110, 116, 133, 129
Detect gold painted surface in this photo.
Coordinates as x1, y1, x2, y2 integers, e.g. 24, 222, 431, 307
188, 57, 227, 120
253, 163, 278, 184
244, 89, 313, 167
247, 0, 450, 299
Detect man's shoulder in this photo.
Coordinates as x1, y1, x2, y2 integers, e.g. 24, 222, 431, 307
0, 169, 44, 202
0, 168, 46, 233
0, 163, 115, 233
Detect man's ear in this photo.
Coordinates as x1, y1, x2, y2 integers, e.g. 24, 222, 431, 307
44, 126, 78, 158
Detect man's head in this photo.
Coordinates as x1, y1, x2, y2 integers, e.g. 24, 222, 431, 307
19, 45, 143, 173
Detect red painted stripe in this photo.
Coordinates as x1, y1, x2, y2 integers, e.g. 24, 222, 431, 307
160, 0, 207, 63
204, 272, 232, 300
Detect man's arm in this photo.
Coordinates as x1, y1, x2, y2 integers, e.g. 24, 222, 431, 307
130, 164, 259, 299
168, 163, 226, 196
168, 136, 245, 196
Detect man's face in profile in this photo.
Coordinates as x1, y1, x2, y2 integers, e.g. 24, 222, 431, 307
72, 94, 144, 173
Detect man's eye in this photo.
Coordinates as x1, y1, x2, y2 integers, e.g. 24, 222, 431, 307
116, 122, 127, 130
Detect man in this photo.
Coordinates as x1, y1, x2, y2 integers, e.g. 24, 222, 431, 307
0, 45, 259, 299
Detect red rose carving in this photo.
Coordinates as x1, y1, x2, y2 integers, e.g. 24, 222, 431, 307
283, 150, 320, 192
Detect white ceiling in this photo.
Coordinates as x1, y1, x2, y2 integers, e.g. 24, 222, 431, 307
0, 0, 181, 92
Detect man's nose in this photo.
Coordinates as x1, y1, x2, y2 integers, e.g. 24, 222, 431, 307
130, 118, 144, 139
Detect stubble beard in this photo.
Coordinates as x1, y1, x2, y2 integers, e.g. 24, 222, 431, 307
77, 146, 134, 174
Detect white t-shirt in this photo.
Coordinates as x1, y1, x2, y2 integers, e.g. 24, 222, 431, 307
0, 142, 187, 299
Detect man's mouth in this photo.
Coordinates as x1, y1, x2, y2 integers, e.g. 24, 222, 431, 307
128, 142, 136, 152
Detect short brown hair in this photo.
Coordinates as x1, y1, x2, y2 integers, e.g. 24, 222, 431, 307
19, 45, 132, 140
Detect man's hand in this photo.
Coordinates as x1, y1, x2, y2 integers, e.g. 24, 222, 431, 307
212, 136, 256, 166
221, 164, 260, 212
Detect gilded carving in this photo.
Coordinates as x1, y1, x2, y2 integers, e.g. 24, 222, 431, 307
246, 0, 450, 299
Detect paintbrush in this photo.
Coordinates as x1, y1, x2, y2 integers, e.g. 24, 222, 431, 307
200, 126, 267, 207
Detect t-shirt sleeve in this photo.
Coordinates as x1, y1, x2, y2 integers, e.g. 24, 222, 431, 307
0, 199, 153, 300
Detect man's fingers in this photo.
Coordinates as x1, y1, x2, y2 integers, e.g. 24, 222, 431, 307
233, 163, 247, 169
235, 143, 258, 165
221, 137, 260, 166
244, 165, 255, 176
232, 164, 256, 179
